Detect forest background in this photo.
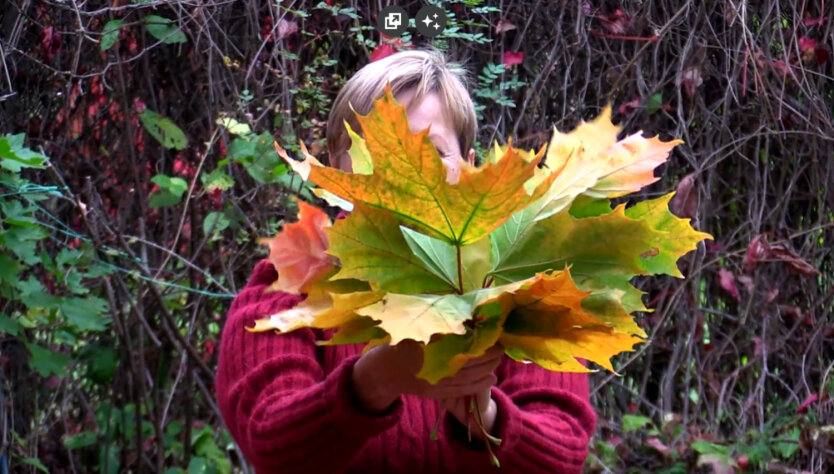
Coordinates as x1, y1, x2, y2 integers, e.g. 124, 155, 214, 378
0, 1, 832, 472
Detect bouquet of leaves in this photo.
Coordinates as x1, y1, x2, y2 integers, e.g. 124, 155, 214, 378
249, 87, 710, 454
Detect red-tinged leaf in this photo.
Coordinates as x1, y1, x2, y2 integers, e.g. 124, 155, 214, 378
717, 268, 740, 301
646, 437, 672, 457
618, 99, 641, 115
768, 243, 820, 275
798, 37, 817, 53
599, 9, 630, 34
133, 97, 147, 113
752, 336, 763, 356
765, 287, 779, 304
770, 59, 794, 78
803, 13, 826, 27
41, 27, 61, 60
371, 42, 396, 62
737, 275, 754, 293
495, 19, 516, 34
681, 68, 703, 98
743, 234, 768, 273
799, 37, 818, 63
745, 234, 820, 276
502, 51, 524, 66
796, 393, 819, 414
277, 18, 298, 40
260, 200, 338, 294
670, 173, 697, 218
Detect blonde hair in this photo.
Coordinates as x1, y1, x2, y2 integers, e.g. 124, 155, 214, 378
326, 50, 477, 166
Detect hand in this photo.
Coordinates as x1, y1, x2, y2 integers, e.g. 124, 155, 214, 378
351, 340, 503, 415
440, 385, 497, 441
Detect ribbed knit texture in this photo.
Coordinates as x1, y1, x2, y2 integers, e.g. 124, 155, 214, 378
215, 260, 596, 473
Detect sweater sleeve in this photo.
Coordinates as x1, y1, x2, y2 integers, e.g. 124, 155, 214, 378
214, 260, 404, 474
489, 360, 595, 473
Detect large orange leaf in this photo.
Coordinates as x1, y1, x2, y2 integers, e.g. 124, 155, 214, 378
306, 86, 556, 245
260, 200, 337, 294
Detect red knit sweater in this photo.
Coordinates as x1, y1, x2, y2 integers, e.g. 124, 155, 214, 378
215, 260, 596, 473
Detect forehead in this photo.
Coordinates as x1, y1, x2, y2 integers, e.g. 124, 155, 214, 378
396, 90, 458, 150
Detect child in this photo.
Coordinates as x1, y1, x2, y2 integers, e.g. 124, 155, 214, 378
215, 50, 595, 473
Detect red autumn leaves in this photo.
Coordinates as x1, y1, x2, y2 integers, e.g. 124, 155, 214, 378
716, 233, 820, 304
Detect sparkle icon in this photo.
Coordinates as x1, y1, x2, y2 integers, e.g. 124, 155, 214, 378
415, 5, 446, 38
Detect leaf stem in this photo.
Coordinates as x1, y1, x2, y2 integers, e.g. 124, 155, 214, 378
473, 397, 502, 467
456, 245, 464, 294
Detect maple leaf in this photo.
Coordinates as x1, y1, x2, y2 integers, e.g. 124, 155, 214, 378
306, 85, 556, 245
622, 192, 713, 277
490, 203, 665, 284
535, 106, 682, 218
248, 284, 385, 333
327, 202, 455, 294
259, 200, 337, 294
417, 270, 643, 382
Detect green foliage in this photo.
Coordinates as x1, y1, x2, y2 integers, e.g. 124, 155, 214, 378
140, 109, 188, 150
622, 414, 654, 433
144, 15, 187, 44
0, 133, 47, 171
1, 135, 114, 339
101, 19, 124, 51
149, 173, 189, 208
473, 63, 526, 119
0, 133, 123, 467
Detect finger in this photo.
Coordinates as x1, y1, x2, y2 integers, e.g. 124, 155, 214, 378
462, 346, 504, 367
460, 353, 501, 372
455, 356, 501, 378
426, 373, 497, 399
485, 344, 505, 358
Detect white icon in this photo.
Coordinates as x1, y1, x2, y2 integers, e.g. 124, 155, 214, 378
421, 15, 433, 28
384, 12, 402, 30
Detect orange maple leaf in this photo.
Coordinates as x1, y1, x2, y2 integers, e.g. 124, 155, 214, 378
260, 200, 337, 294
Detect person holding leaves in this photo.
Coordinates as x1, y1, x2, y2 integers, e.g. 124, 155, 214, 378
215, 50, 595, 474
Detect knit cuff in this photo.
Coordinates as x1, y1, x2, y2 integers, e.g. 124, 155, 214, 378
490, 386, 524, 456
324, 355, 404, 431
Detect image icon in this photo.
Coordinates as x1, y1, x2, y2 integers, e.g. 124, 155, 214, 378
415, 5, 446, 38
377, 5, 409, 38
